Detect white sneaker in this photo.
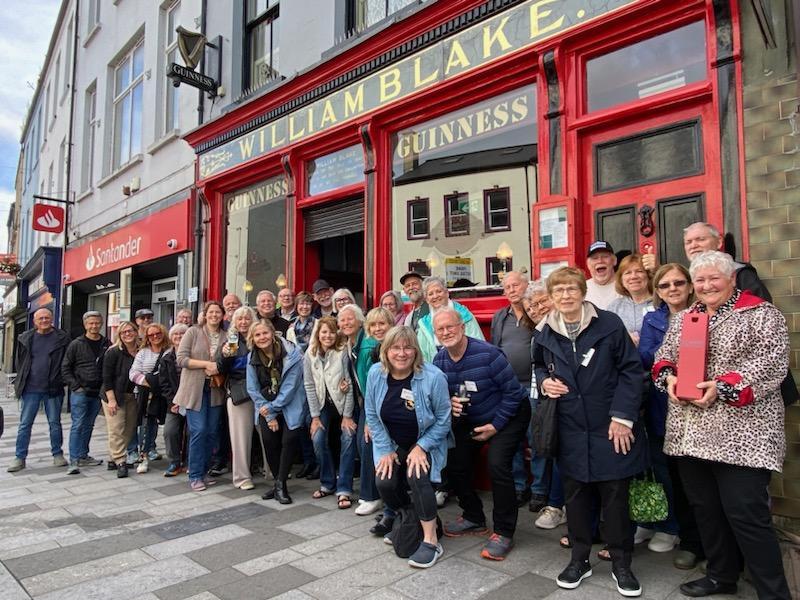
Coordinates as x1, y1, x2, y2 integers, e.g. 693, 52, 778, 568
354, 499, 383, 515
435, 490, 448, 508
647, 532, 678, 552
136, 458, 149, 474
535, 506, 567, 529
633, 526, 655, 545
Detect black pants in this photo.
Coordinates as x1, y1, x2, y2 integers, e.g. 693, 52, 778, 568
677, 457, 790, 600
448, 400, 530, 538
258, 414, 301, 483
563, 476, 633, 569
212, 405, 231, 468
666, 455, 704, 556
375, 447, 438, 522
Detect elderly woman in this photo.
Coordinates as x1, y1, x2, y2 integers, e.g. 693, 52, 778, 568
304, 316, 356, 506
287, 291, 316, 353
217, 306, 257, 490
607, 254, 654, 346
333, 288, 357, 315
417, 276, 484, 362
365, 326, 451, 568
174, 301, 226, 491
246, 319, 307, 504
160, 323, 188, 477
380, 290, 406, 326
653, 251, 790, 599
533, 266, 645, 596
101, 321, 139, 478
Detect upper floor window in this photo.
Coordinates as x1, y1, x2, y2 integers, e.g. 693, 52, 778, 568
112, 41, 144, 169
86, 0, 100, 34
407, 197, 429, 239
484, 187, 511, 232
81, 84, 97, 191
444, 192, 470, 237
586, 20, 707, 113
53, 54, 61, 112
164, 1, 181, 133
349, 0, 416, 32
245, 0, 279, 92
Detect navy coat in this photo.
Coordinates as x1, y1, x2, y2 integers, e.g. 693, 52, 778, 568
638, 303, 669, 437
532, 304, 646, 483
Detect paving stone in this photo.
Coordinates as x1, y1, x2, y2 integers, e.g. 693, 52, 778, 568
360, 590, 414, 600
269, 592, 316, 600
0, 560, 29, 600
481, 572, 559, 599
20, 549, 154, 596
0, 523, 85, 552
390, 556, 511, 600
233, 548, 305, 576
36, 555, 210, 600
187, 529, 305, 570
277, 507, 365, 539
143, 524, 252, 560
0, 539, 61, 560
291, 534, 391, 577
237, 504, 327, 534
211, 564, 315, 600
290, 531, 353, 556
299, 552, 412, 600
156, 481, 204, 497
45, 509, 152, 530
145, 503, 274, 540
184, 594, 223, 600
153, 568, 246, 600
3, 529, 166, 578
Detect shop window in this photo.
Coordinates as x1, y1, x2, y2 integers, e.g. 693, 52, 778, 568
245, 0, 280, 92
484, 187, 511, 232
407, 198, 429, 239
444, 193, 470, 237
391, 85, 537, 291
225, 175, 288, 304
486, 257, 513, 286
112, 41, 144, 169
594, 120, 703, 194
586, 21, 707, 113
348, 0, 416, 32
306, 144, 364, 197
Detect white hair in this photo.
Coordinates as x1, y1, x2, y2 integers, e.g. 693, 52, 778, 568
689, 250, 735, 279
231, 306, 257, 322
422, 276, 447, 295
168, 323, 189, 337
337, 303, 365, 324
683, 222, 721, 240
524, 278, 548, 298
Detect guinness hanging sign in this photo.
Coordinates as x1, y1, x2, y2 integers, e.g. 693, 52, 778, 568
167, 26, 219, 97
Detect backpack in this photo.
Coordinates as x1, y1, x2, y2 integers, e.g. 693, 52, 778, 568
389, 505, 443, 558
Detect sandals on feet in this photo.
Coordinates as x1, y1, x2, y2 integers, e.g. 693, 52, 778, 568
597, 545, 611, 561
337, 495, 352, 509
312, 488, 333, 499
559, 535, 573, 549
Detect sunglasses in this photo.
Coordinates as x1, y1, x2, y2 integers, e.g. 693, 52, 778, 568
656, 279, 688, 291
147, 332, 163, 338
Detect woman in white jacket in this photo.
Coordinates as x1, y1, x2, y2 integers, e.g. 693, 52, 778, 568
304, 316, 357, 508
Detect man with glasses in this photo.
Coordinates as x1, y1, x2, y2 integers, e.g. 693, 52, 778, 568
222, 294, 243, 330
277, 288, 297, 321
311, 279, 335, 318
433, 308, 529, 561
135, 308, 154, 341
256, 290, 290, 336
7, 308, 71, 472
585, 241, 622, 309
62, 311, 111, 474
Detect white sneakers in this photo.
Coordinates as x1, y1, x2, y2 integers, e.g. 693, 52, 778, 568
535, 506, 567, 529
435, 490, 448, 508
633, 526, 655, 545
136, 458, 149, 474
633, 527, 678, 552
354, 498, 383, 515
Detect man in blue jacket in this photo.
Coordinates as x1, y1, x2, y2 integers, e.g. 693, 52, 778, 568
433, 308, 529, 561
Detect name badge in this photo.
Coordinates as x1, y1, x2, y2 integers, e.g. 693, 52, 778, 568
464, 381, 478, 392
581, 348, 595, 367
401, 388, 415, 410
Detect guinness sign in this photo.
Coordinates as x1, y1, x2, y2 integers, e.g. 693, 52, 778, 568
168, 63, 216, 94
166, 26, 219, 97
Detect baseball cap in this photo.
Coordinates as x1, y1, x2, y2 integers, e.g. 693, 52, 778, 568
587, 240, 614, 257
135, 308, 154, 319
399, 271, 424, 285
311, 279, 332, 294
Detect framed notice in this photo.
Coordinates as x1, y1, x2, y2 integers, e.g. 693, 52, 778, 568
445, 257, 474, 287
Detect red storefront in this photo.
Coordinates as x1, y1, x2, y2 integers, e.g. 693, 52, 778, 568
186, 0, 746, 321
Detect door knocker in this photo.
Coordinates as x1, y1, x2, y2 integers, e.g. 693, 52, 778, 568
638, 205, 655, 237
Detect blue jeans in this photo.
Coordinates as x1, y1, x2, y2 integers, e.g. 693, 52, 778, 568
312, 403, 357, 495
127, 416, 158, 456
68, 392, 101, 462
357, 406, 379, 502
513, 395, 565, 507
15, 392, 64, 459
185, 386, 222, 482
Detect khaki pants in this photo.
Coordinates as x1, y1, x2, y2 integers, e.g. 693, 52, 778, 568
103, 394, 138, 465
227, 398, 254, 487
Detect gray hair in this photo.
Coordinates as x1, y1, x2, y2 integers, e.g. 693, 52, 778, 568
168, 323, 189, 337
689, 250, 735, 279
333, 288, 356, 304
82, 310, 103, 322
683, 222, 721, 240
231, 306, 257, 323
422, 276, 447, 295
337, 303, 365, 324
524, 278, 548, 299
431, 307, 463, 327
379, 290, 403, 312
256, 290, 275, 301
503, 270, 529, 287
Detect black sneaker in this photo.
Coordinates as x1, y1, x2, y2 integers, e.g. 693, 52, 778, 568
528, 493, 547, 513
556, 559, 592, 589
612, 567, 642, 597
107, 461, 117, 471
117, 463, 129, 478
370, 516, 395, 537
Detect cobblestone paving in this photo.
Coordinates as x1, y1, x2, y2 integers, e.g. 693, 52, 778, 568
0, 392, 757, 599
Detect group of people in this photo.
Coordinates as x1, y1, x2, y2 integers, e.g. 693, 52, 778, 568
5, 221, 793, 599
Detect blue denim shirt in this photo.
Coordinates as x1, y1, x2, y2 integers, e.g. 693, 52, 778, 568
364, 361, 452, 483
247, 337, 308, 430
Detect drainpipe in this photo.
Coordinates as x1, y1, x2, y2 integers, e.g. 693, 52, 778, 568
191, 0, 208, 319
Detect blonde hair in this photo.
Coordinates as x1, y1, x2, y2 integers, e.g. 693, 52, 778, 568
246, 319, 276, 351
112, 321, 138, 350
614, 254, 653, 297
365, 307, 394, 336
308, 316, 345, 356
546, 267, 587, 296
141, 323, 172, 352
379, 326, 423, 374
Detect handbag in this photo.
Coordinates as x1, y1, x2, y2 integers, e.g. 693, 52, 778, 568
531, 396, 558, 459
629, 469, 668, 522
210, 373, 227, 388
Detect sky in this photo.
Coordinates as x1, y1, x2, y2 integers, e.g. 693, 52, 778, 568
0, 0, 62, 254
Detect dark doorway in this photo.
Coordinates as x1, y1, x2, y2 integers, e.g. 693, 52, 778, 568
313, 232, 364, 305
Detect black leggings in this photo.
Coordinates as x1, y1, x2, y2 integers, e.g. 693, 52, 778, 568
258, 414, 301, 483
374, 447, 438, 522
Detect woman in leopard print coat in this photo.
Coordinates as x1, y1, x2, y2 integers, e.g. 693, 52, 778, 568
653, 250, 790, 600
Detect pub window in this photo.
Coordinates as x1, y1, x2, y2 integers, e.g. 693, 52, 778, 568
486, 257, 513, 286
407, 198, 429, 239
484, 187, 511, 232
586, 20, 707, 113
444, 193, 469, 237
245, 0, 280, 93
391, 85, 537, 291
348, 0, 416, 32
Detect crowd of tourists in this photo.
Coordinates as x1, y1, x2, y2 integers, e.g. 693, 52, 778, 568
6, 222, 794, 599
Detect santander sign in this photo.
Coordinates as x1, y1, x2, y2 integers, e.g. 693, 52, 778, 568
64, 200, 190, 283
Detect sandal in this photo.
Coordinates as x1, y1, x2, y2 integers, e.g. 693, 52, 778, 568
597, 545, 611, 561
337, 495, 352, 509
559, 535, 572, 549
312, 488, 333, 499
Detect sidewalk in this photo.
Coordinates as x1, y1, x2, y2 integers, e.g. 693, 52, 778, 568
0, 391, 756, 600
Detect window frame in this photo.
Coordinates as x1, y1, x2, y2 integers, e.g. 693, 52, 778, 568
443, 192, 470, 237
81, 84, 97, 191
86, 0, 100, 35
111, 40, 145, 170
486, 257, 513, 287
164, 0, 181, 135
483, 187, 511, 233
406, 197, 430, 240
243, 1, 280, 92
347, 0, 416, 33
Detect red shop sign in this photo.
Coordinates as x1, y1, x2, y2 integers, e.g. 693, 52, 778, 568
32, 203, 66, 233
64, 200, 191, 283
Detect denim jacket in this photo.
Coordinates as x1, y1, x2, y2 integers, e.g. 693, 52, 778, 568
246, 337, 308, 430
364, 361, 452, 483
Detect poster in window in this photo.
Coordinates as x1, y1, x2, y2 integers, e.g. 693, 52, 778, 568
538, 206, 568, 249
445, 257, 474, 287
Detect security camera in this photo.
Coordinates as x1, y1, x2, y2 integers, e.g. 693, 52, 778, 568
166, 239, 179, 249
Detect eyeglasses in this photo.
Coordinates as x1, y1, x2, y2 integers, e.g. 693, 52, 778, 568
551, 285, 582, 297
147, 332, 163, 338
434, 324, 461, 334
388, 345, 415, 354
656, 279, 688, 290
334, 297, 350, 304
120, 329, 137, 336
529, 298, 551, 309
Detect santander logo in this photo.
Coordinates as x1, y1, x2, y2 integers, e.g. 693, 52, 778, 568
84, 236, 142, 272
85, 246, 96, 271
36, 210, 61, 229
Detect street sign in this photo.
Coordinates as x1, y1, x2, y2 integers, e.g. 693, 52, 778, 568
32, 203, 65, 233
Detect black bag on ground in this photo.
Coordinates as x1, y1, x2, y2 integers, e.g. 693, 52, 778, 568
390, 506, 423, 558
532, 396, 558, 458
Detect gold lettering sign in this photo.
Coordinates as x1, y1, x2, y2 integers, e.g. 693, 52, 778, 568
199, 0, 639, 179
227, 177, 288, 214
